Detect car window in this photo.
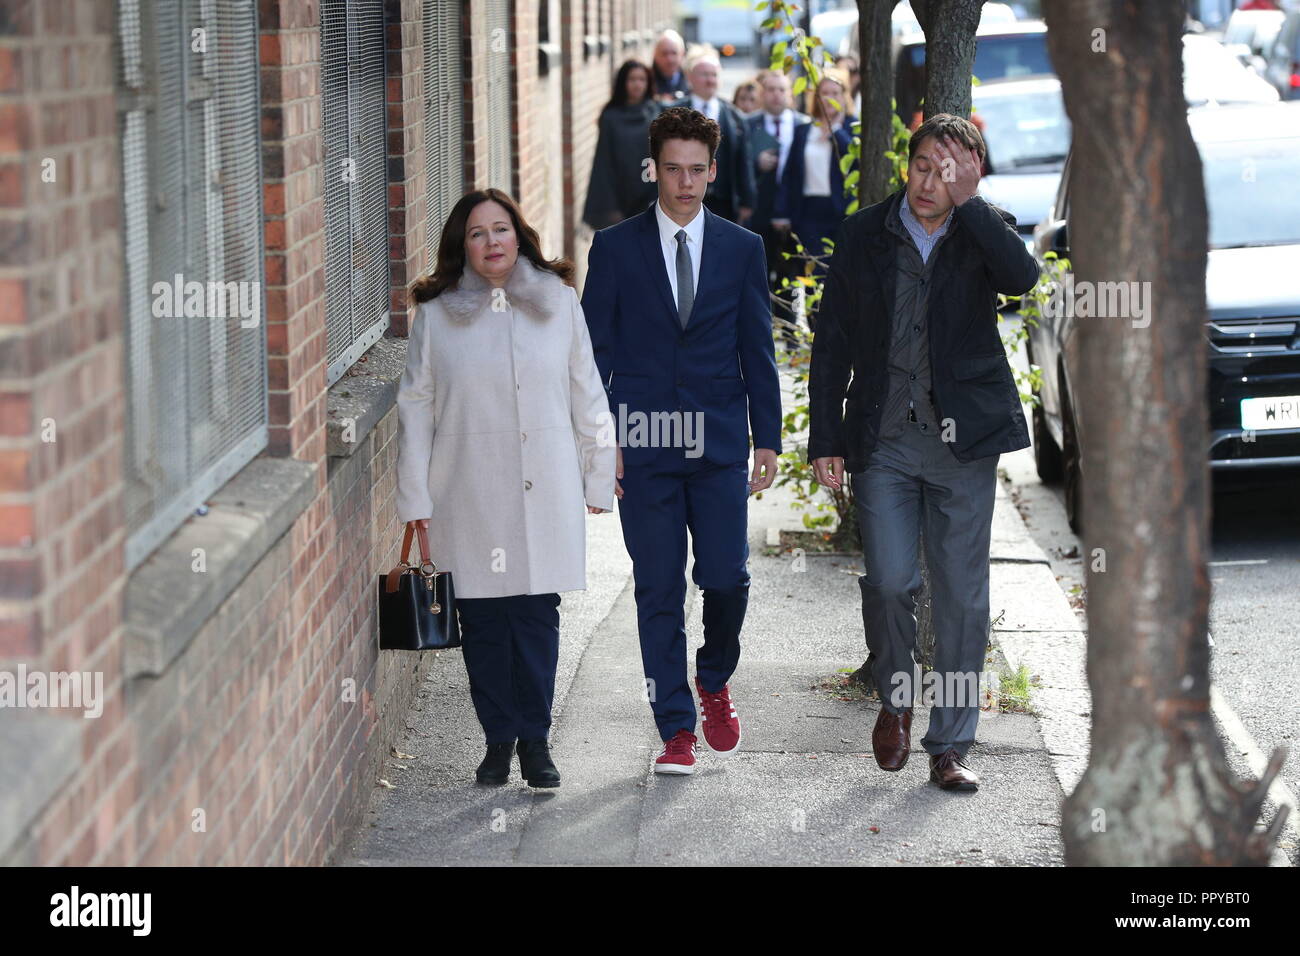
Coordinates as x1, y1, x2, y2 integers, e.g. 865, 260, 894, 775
905, 33, 1053, 82
974, 86, 1070, 170
1201, 135, 1300, 248
972, 34, 1054, 81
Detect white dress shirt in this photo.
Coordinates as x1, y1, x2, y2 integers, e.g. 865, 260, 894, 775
690, 95, 720, 122
654, 198, 704, 306
802, 123, 839, 198
761, 108, 796, 181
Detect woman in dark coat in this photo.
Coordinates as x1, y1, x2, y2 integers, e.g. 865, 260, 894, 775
582, 60, 662, 229
771, 68, 858, 286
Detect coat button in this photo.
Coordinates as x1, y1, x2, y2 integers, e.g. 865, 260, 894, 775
521, 432, 527, 442
524, 479, 533, 490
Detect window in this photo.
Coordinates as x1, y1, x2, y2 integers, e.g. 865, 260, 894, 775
484, 0, 513, 193
116, 0, 268, 571
424, 0, 465, 252
321, 0, 391, 386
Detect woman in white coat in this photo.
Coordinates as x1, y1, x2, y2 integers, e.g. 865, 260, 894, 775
396, 188, 617, 788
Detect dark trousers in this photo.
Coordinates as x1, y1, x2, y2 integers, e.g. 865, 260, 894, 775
456, 592, 561, 745
617, 451, 750, 741
792, 195, 841, 284
758, 221, 802, 346
851, 425, 998, 757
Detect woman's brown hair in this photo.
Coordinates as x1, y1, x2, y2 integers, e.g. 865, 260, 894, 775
810, 68, 851, 124
408, 188, 575, 305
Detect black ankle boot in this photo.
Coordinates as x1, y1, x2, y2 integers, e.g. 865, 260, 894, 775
516, 739, 560, 788
476, 741, 515, 785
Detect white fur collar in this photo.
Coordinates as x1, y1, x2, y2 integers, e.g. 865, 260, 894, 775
436, 255, 568, 323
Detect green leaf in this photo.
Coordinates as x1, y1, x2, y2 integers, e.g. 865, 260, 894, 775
792, 75, 807, 95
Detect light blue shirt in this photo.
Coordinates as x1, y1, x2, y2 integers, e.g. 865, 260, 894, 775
900, 192, 954, 265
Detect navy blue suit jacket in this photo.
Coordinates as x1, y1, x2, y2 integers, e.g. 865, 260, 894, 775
581, 201, 783, 467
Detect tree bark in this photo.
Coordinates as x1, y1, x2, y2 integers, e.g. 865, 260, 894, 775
855, 0, 899, 207
911, 0, 983, 119
1043, 0, 1287, 864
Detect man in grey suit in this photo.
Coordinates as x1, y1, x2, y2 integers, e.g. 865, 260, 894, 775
808, 114, 1040, 792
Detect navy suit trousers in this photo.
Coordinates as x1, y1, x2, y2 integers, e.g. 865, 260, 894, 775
617, 450, 751, 741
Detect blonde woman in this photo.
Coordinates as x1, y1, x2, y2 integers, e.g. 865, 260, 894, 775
396, 188, 616, 788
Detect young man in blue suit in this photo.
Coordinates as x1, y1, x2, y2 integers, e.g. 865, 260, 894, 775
581, 106, 783, 774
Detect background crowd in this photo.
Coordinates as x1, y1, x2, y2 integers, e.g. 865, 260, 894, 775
582, 29, 865, 343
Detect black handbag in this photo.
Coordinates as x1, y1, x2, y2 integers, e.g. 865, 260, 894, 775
378, 522, 461, 650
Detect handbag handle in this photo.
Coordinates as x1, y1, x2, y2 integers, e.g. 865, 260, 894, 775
399, 521, 436, 573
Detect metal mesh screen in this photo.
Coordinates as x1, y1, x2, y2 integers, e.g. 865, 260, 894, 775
322, 0, 391, 385
423, 0, 464, 257
117, 0, 268, 571
484, 0, 513, 192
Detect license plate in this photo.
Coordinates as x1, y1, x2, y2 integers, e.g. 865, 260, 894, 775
1241, 395, 1300, 431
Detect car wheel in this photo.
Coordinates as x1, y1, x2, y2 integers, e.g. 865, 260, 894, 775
1061, 386, 1083, 535
1032, 400, 1064, 484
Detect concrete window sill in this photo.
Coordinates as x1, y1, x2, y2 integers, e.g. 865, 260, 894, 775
325, 335, 407, 459
123, 456, 318, 679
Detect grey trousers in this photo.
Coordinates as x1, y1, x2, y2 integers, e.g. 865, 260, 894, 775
851, 424, 998, 757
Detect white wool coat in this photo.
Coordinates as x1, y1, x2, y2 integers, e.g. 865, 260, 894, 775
394, 255, 617, 599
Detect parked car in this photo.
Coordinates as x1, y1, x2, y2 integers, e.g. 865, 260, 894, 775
1028, 102, 1300, 532
844, 1, 1016, 58
892, 20, 1052, 127
1262, 7, 1300, 100
972, 34, 1271, 261
1221, 5, 1286, 70
1181, 33, 1278, 105
972, 75, 1070, 253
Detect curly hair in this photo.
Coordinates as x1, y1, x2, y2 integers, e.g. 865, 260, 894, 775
648, 105, 721, 165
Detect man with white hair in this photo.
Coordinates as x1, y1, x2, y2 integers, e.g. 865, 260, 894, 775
686, 49, 755, 226
652, 30, 689, 102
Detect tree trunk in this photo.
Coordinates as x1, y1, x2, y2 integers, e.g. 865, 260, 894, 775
855, 0, 898, 207
1043, 0, 1287, 864
910, 0, 983, 119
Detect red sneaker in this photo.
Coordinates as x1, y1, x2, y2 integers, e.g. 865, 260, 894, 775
696, 676, 742, 755
654, 729, 698, 774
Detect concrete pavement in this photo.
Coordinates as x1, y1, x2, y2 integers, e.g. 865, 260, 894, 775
335, 438, 1077, 866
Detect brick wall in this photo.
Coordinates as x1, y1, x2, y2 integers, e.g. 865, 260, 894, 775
0, 0, 130, 862
0, 0, 681, 866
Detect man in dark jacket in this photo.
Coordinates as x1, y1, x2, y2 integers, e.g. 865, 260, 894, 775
652, 30, 689, 103
808, 113, 1039, 792
686, 51, 756, 226
746, 70, 809, 343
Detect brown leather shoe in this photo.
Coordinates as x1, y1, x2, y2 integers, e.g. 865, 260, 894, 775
929, 748, 980, 791
871, 707, 912, 771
